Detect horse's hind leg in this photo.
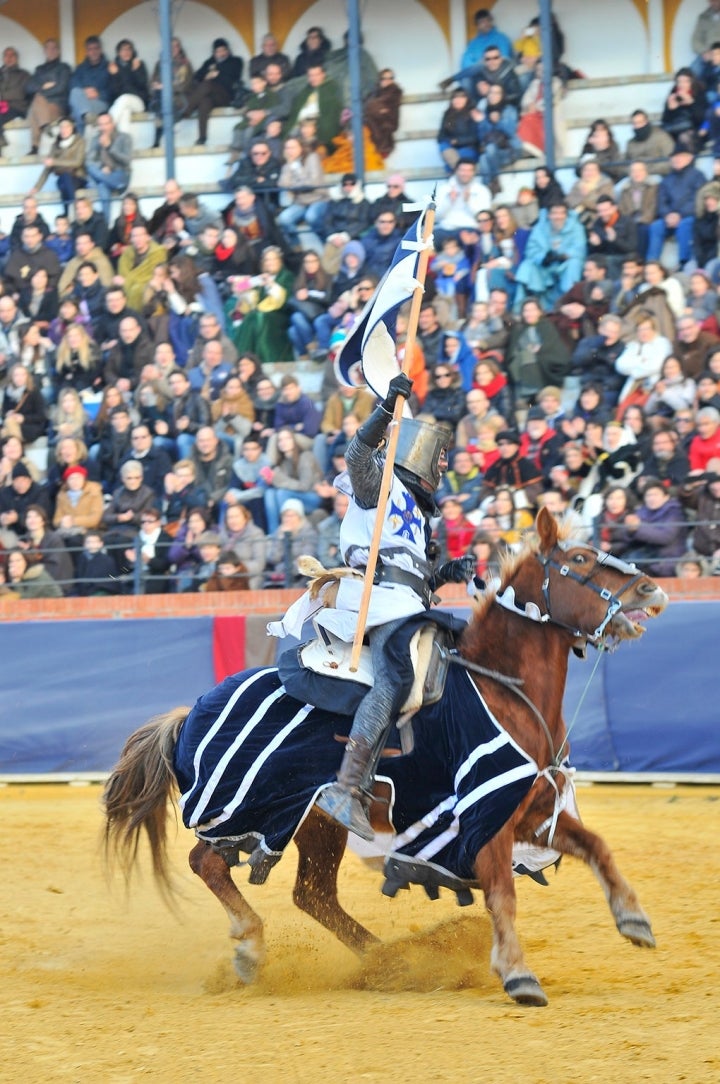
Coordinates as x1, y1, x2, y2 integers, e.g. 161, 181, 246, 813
518, 807, 655, 948
474, 827, 548, 1007
189, 841, 267, 983
293, 808, 380, 955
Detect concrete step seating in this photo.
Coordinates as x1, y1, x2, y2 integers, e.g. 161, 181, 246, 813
0, 72, 686, 228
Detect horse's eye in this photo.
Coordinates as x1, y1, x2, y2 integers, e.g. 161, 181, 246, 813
572, 553, 587, 565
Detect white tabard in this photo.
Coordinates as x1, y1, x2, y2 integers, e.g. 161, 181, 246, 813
267, 471, 429, 642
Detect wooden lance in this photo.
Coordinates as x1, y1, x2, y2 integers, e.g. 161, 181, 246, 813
349, 201, 436, 672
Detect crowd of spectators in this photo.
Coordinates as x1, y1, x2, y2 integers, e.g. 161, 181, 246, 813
0, 28, 402, 201
2, 12, 720, 596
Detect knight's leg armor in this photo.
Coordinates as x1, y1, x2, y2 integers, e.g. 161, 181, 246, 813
316, 618, 409, 841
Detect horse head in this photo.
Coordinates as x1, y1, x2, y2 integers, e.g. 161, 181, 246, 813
500, 507, 669, 650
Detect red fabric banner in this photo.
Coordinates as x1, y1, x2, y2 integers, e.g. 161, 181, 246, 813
212, 615, 246, 682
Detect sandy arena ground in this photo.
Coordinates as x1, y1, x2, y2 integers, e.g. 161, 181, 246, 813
1, 782, 718, 1084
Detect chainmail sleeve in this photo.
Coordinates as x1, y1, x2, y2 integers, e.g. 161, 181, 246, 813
345, 433, 385, 508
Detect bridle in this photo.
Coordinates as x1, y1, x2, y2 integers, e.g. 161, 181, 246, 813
535, 540, 646, 643
448, 540, 648, 792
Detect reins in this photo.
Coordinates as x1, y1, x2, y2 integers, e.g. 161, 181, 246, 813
444, 651, 559, 765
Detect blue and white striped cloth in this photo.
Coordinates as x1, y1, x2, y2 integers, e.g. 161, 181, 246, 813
174, 664, 539, 880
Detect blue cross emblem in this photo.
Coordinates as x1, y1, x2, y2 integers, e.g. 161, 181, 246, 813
389, 492, 422, 540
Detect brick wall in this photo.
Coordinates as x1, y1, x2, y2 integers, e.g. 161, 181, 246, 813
0, 578, 712, 622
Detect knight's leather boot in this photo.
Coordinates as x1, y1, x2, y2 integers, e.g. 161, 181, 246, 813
316, 736, 376, 841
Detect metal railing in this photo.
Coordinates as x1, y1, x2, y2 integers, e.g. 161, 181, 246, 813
3, 517, 719, 599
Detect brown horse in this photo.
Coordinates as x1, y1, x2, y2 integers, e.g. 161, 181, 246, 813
103, 508, 668, 1006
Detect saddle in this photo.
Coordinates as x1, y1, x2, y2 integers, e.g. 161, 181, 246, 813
278, 557, 455, 745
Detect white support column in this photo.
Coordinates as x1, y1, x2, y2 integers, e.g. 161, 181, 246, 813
59, 0, 75, 64
253, 0, 269, 52
449, 0, 466, 69
646, 0, 665, 74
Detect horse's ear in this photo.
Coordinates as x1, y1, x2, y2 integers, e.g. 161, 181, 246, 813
536, 505, 559, 553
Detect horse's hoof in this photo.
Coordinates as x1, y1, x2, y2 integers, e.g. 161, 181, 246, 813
617, 916, 656, 948
232, 941, 265, 984
504, 973, 548, 1007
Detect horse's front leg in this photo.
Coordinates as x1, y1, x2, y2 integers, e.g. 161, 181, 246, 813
189, 841, 267, 983
293, 807, 380, 955
474, 826, 548, 1007
523, 808, 655, 948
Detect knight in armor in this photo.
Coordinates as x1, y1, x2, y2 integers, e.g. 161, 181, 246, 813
311, 373, 476, 840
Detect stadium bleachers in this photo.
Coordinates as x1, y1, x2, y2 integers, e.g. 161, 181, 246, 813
0, 72, 684, 233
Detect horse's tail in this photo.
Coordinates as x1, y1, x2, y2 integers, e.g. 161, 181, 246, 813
103, 707, 189, 900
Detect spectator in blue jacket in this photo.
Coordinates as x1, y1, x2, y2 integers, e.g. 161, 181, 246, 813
361, 210, 402, 278
514, 203, 587, 310
646, 146, 707, 265
273, 374, 320, 441
68, 36, 111, 129
439, 329, 478, 392
460, 9, 513, 69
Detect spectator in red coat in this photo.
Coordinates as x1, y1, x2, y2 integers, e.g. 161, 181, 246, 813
688, 406, 720, 472
434, 495, 476, 561
518, 404, 566, 480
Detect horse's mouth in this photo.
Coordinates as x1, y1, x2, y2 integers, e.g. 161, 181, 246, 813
610, 602, 666, 640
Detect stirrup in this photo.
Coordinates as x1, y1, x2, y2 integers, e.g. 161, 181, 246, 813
316, 783, 374, 841
247, 846, 281, 885
382, 853, 477, 907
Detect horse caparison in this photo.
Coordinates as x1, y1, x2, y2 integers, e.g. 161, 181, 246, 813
103, 508, 668, 1006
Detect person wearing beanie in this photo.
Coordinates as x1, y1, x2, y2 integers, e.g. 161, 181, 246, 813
53, 463, 104, 546
519, 405, 565, 478
264, 496, 319, 586
179, 38, 244, 145
289, 27, 332, 80
479, 424, 544, 507
64, 464, 88, 480
0, 460, 50, 541
279, 497, 304, 518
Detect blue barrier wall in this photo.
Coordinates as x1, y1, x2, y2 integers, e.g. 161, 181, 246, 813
0, 618, 216, 773
0, 603, 718, 774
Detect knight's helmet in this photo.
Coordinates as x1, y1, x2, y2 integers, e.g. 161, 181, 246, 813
394, 418, 453, 492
